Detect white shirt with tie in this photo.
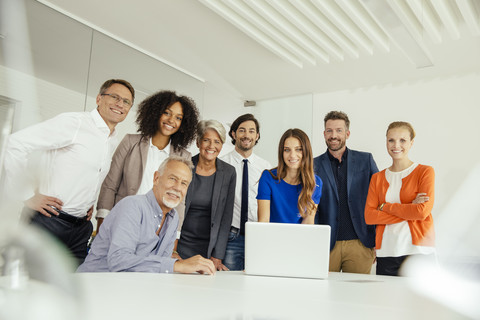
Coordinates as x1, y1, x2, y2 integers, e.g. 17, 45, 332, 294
221, 150, 271, 229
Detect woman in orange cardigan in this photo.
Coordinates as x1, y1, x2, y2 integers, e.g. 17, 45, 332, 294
365, 121, 435, 276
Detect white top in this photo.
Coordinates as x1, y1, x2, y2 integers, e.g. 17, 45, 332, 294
221, 149, 271, 228
377, 163, 436, 257
4, 109, 117, 217
136, 138, 171, 195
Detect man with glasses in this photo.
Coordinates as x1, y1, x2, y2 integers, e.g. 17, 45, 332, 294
4, 79, 135, 265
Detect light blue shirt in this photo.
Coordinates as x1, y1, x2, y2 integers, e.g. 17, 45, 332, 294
77, 190, 178, 273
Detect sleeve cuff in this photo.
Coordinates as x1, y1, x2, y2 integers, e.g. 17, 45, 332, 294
96, 208, 110, 219
162, 257, 177, 274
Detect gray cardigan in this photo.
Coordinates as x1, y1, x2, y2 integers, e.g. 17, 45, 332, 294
182, 154, 236, 259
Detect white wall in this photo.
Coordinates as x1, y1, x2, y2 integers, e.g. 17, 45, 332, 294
312, 72, 480, 217
0, 66, 86, 130
200, 81, 247, 157
254, 71, 480, 222
253, 94, 313, 167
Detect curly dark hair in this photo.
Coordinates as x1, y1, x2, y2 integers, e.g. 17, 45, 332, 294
136, 91, 199, 152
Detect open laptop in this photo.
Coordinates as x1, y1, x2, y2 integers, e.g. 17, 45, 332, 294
245, 222, 331, 279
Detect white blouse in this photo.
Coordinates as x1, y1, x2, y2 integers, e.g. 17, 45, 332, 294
136, 138, 171, 195
376, 163, 436, 257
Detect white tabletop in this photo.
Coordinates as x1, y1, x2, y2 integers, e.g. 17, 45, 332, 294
73, 271, 465, 320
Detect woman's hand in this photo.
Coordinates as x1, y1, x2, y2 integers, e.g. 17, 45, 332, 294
172, 252, 182, 260
412, 193, 429, 204
210, 257, 229, 271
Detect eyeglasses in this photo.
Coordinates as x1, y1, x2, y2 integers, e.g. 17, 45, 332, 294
101, 93, 132, 108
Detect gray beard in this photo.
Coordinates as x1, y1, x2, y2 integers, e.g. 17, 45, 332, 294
162, 197, 180, 209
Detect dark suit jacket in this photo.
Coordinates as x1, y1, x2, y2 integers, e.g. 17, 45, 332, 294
313, 148, 378, 250
183, 154, 236, 260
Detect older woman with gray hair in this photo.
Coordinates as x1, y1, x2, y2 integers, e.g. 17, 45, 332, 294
176, 120, 236, 271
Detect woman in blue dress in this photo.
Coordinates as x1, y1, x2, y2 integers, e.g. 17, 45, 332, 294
257, 128, 322, 224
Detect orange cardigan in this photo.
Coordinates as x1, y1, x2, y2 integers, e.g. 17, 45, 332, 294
364, 164, 435, 249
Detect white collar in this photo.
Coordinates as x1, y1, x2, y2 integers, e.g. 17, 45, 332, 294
91, 109, 116, 137
149, 137, 171, 154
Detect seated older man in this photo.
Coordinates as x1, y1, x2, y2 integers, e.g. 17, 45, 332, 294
77, 155, 215, 275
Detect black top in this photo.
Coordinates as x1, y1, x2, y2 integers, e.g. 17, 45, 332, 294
327, 148, 358, 241
177, 172, 216, 259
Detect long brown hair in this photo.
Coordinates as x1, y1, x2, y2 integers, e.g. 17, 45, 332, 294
270, 128, 316, 218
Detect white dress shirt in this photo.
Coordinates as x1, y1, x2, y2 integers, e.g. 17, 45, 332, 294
136, 138, 171, 195
221, 149, 272, 228
4, 109, 118, 217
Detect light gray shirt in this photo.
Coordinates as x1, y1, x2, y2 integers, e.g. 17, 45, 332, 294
77, 190, 178, 273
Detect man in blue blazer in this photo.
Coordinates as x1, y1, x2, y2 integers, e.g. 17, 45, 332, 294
314, 111, 378, 274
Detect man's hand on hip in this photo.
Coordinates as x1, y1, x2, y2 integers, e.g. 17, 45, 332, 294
25, 193, 63, 217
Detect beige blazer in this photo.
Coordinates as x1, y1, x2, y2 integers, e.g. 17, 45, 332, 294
96, 134, 191, 227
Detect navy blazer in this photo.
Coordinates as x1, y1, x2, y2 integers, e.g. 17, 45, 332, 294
183, 154, 236, 260
313, 148, 378, 250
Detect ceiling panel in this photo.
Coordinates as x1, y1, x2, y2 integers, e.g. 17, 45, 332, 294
200, 0, 480, 69
5, 0, 480, 100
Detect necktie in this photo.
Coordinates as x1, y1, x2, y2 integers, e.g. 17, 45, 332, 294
240, 159, 248, 235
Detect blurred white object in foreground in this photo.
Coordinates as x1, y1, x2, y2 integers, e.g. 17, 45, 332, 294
403, 164, 480, 319
0, 224, 83, 320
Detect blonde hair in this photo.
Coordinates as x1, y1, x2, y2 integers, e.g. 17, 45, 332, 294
387, 121, 416, 140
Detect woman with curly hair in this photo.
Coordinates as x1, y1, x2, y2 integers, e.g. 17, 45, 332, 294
257, 128, 322, 224
95, 90, 199, 231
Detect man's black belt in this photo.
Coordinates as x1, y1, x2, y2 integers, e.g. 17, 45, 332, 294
50, 209, 87, 225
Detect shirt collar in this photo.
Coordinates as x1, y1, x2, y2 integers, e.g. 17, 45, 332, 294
232, 149, 255, 163
149, 137, 171, 154
327, 147, 348, 162
91, 108, 116, 137
146, 189, 176, 218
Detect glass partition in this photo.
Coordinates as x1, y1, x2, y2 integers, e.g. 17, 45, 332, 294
0, 0, 91, 129
86, 30, 204, 138
0, 0, 204, 135
253, 94, 313, 166
0, 0, 205, 241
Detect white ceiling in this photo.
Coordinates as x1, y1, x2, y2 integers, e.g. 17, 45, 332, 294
37, 0, 480, 100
